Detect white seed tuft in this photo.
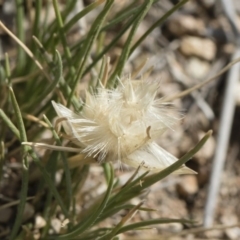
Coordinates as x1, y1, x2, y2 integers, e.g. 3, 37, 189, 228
52, 78, 194, 174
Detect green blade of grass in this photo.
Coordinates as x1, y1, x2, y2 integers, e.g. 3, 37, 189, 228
96, 203, 154, 224
31, 37, 80, 109
43, 115, 72, 211
79, 228, 112, 240
0, 141, 4, 180
32, 36, 54, 68
30, 0, 42, 65
131, 130, 212, 193
41, 151, 59, 238
67, 0, 114, 106
58, 164, 114, 239
107, 0, 154, 88
53, 0, 75, 79
72, 164, 90, 197
44, 0, 105, 48
107, 170, 149, 207
9, 87, 29, 240
130, 0, 189, 56
99, 202, 144, 240
100, 3, 141, 32
29, 49, 63, 107
5, 52, 11, 80
64, 0, 105, 32
109, 131, 212, 208
15, 0, 26, 73
103, 162, 112, 184
117, 218, 195, 235
0, 21, 52, 83
28, 148, 69, 218
82, 12, 139, 78
43, 0, 77, 46
0, 109, 20, 139
32, 0, 42, 39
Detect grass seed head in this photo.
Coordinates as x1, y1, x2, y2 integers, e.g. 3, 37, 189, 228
52, 77, 194, 174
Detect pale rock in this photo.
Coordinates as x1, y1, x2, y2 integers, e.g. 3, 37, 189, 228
176, 175, 199, 198
33, 231, 41, 240
180, 36, 216, 61
201, 0, 216, 8
221, 214, 240, 240
51, 218, 62, 233
35, 215, 46, 229
226, 226, 240, 239
223, 43, 235, 55
185, 57, 210, 80
205, 229, 223, 239
168, 15, 205, 36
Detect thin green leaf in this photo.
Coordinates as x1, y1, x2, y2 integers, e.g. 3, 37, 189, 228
32, 0, 42, 39
36, 50, 63, 102
53, 0, 75, 79
108, 170, 149, 207
100, 3, 141, 31
82, 14, 137, 77
31, 37, 80, 109
64, 0, 105, 32
30, 0, 42, 62
5, 52, 11, 80
29, 148, 69, 218
58, 164, 114, 239
41, 151, 59, 238
99, 202, 144, 240
72, 165, 90, 197
103, 162, 112, 184
130, 0, 189, 55
15, 0, 26, 73
78, 228, 112, 240
9, 87, 29, 240
117, 218, 195, 235
132, 130, 212, 192
107, 0, 154, 87
43, 115, 72, 211
43, 0, 78, 47
32, 36, 55, 67
0, 141, 4, 180
97, 204, 155, 224
0, 109, 20, 139
67, 0, 114, 106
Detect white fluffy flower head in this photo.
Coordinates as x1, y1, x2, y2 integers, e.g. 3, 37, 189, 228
52, 78, 194, 174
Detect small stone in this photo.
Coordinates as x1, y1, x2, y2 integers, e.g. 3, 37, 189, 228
185, 57, 210, 80
51, 218, 62, 233
205, 229, 223, 239
168, 15, 205, 36
221, 214, 240, 240
61, 218, 70, 228
201, 0, 216, 8
35, 215, 46, 229
180, 36, 216, 61
225, 226, 240, 239
176, 175, 199, 198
